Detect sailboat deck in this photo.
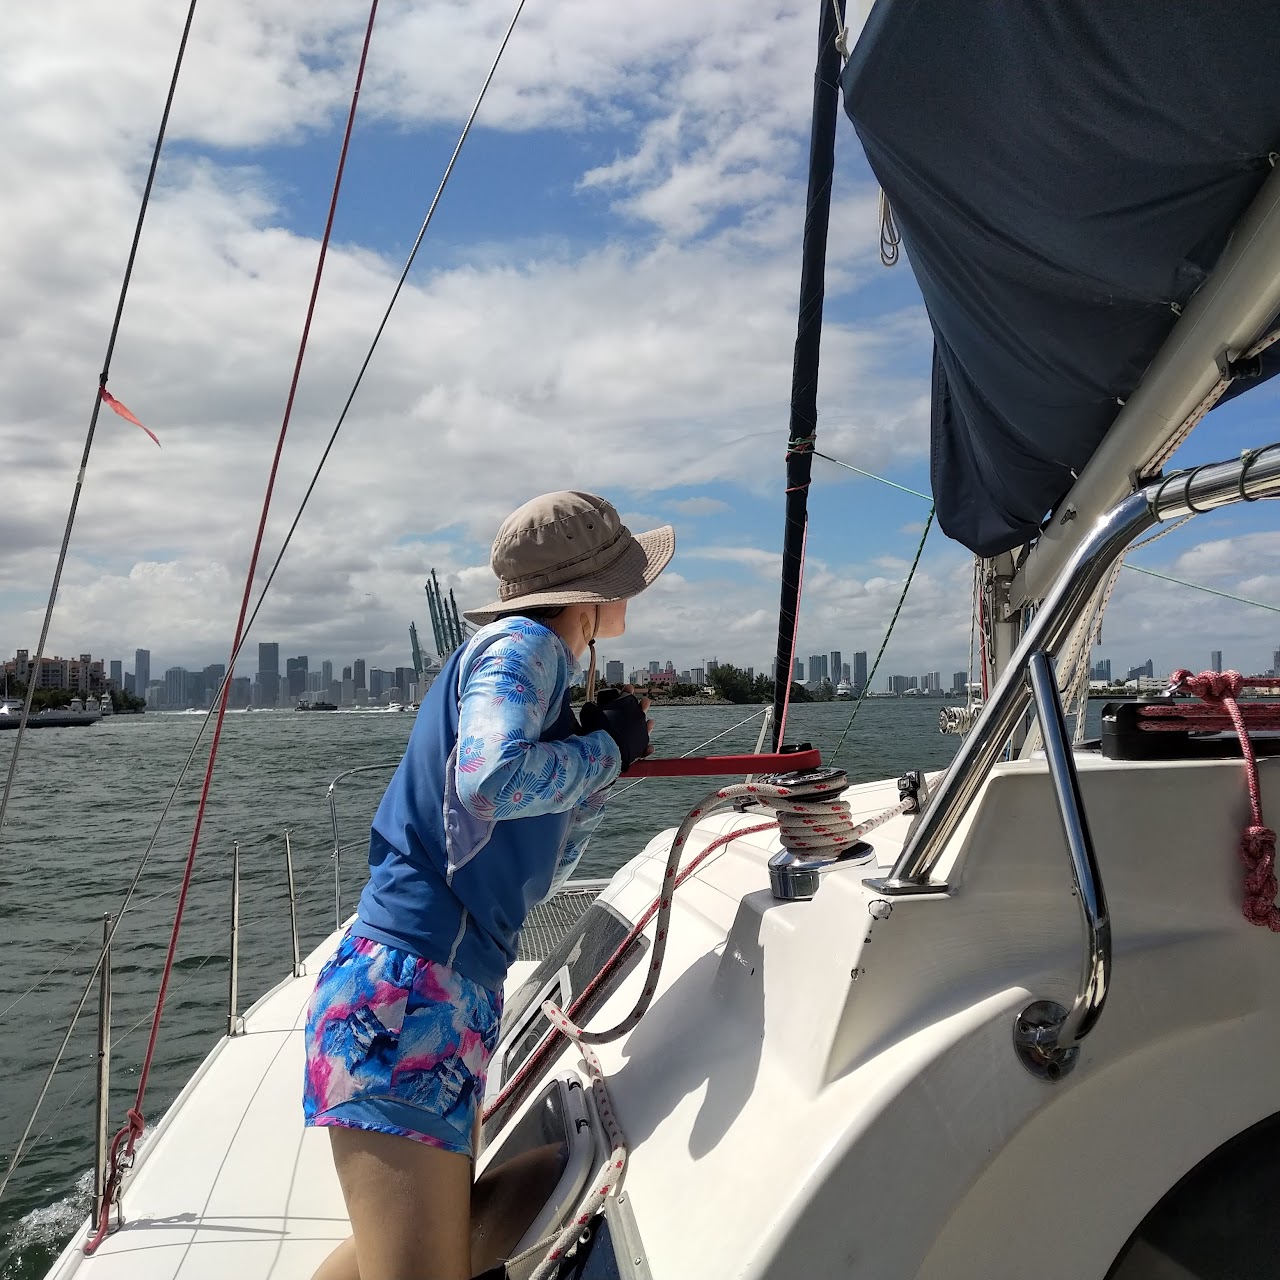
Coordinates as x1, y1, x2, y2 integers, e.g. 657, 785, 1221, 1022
47, 936, 346, 1279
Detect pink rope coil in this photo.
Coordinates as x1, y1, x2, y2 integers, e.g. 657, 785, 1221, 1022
1169, 669, 1280, 931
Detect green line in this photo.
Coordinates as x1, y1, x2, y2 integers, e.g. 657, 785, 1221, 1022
1123, 563, 1280, 614
812, 451, 932, 502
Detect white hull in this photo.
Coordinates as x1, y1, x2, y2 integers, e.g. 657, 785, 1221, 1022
42, 753, 1280, 1278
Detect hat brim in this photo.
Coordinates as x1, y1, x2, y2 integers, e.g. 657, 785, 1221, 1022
463, 524, 675, 626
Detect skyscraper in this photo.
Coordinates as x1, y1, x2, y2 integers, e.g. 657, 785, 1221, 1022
321, 660, 333, 687
605, 660, 624, 684
792, 657, 803, 681
808, 654, 827, 683
829, 651, 842, 685
165, 666, 185, 708
1273, 649, 1280, 677
258, 642, 280, 707
286, 656, 309, 699
353, 659, 366, 691
135, 648, 150, 695
1211, 649, 1223, 672
204, 664, 226, 703
109, 659, 122, 688
853, 651, 868, 692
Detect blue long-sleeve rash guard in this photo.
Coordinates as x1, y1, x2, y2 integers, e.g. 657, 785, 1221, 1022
353, 617, 621, 989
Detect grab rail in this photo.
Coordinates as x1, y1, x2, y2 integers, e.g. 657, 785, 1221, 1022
868, 441, 1280, 895
1013, 652, 1111, 1079
327, 761, 401, 931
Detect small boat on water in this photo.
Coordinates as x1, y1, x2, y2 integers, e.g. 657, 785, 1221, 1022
0, 699, 102, 730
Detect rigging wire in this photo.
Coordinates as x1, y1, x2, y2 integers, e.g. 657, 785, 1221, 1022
0, 0, 199, 845
827, 507, 935, 764
0, 0, 531, 1212
86, 7, 383, 1246
1121, 562, 1280, 614
811, 448, 931, 501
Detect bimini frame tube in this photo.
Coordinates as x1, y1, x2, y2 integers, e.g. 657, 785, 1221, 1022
868, 442, 1280, 895
1012, 162, 1280, 610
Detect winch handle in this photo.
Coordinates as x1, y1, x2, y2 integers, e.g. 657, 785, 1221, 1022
621, 747, 822, 778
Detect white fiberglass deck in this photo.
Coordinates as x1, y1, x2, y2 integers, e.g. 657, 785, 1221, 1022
47, 933, 347, 1279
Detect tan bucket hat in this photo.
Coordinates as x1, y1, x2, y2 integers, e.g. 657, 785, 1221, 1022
463, 491, 675, 626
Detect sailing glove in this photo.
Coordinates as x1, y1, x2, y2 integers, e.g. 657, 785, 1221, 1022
580, 690, 650, 771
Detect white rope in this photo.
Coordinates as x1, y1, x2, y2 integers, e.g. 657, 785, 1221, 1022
548, 775, 894, 1049
831, 0, 851, 58
518, 772, 911, 1278
966, 559, 980, 711
1149, 329, 1280, 470
515, 1028, 628, 1280
878, 188, 901, 267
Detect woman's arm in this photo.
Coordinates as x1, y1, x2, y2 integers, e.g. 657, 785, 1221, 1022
454, 627, 620, 821
545, 789, 609, 897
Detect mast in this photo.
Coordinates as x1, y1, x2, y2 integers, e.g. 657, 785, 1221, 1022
770, 0, 847, 749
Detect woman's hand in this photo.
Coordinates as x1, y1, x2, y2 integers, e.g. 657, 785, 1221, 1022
580, 686, 653, 768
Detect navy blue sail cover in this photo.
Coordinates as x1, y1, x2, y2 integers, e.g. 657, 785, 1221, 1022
842, 2, 1280, 556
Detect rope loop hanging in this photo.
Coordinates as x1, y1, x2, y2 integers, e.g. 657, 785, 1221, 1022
1168, 668, 1280, 932
878, 188, 901, 267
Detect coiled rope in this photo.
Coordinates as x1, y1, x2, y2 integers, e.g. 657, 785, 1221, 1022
491, 768, 914, 1276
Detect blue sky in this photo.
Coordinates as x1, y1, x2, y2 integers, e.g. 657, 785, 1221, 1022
1, 0, 1277, 687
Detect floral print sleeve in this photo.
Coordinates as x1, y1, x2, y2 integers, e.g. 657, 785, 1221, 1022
453, 619, 620, 821
547, 789, 610, 897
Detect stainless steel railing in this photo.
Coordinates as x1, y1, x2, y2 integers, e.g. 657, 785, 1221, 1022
327, 761, 401, 931
868, 441, 1280, 896
1011, 651, 1111, 1079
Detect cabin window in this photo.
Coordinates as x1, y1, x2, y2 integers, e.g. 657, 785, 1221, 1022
488, 901, 647, 1110
1107, 1111, 1280, 1278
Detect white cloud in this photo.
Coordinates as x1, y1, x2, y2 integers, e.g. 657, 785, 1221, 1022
3, 0, 1273, 690
665, 497, 730, 517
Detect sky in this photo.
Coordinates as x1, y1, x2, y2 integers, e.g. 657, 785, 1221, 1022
1, 0, 1278, 689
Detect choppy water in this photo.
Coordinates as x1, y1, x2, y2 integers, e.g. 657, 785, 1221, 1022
0, 700, 966, 1276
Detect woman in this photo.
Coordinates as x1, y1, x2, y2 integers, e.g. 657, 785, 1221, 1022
303, 490, 674, 1280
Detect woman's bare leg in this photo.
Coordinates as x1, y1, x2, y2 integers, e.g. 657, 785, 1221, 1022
318, 1127, 473, 1280
312, 1234, 359, 1280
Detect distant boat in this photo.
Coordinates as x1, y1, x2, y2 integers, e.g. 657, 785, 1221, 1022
834, 681, 855, 700
0, 699, 101, 729
297, 701, 338, 711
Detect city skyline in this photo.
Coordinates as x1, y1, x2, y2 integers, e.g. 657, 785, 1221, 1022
9, 629, 1280, 712
4, 9, 1278, 734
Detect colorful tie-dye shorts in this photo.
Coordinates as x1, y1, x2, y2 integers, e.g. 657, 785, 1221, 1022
302, 931, 503, 1156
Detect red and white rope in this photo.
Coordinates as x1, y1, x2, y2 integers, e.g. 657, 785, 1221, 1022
510, 1026, 628, 1280
552, 774, 884, 1048
504, 771, 912, 1275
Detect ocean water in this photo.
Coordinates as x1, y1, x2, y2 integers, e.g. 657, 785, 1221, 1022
0, 699, 967, 1277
